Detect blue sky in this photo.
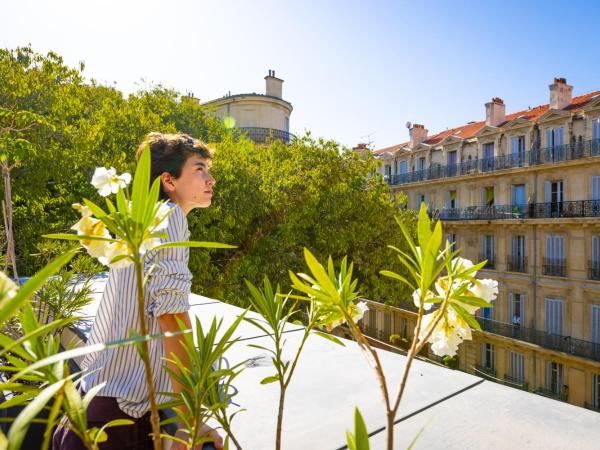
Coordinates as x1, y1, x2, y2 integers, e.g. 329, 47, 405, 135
2, 0, 599, 148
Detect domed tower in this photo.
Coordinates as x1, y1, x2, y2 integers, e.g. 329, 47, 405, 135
202, 70, 294, 144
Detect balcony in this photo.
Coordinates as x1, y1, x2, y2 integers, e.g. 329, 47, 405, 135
476, 317, 600, 362
506, 255, 527, 273
386, 138, 600, 186
534, 387, 568, 402
479, 253, 495, 270
542, 258, 567, 277
503, 375, 529, 392
433, 200, 600, 222
236, 127, 295, 144
474, 364, 497, 380
588, 262, 600, 281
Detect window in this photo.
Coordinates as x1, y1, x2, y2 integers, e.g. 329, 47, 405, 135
510, 235, 526, 272
546, 361, 564, 395
400, 318, 408, 339
418, 157, 426, 172
285, 117, 290, 133
544, 180, 564, 217
393, 160, 398, 174
509, 293, 525, 326
447, 190, 457, 209
368, 309, 377, 330
511, 136, 526, 166
482, 143, 495, 171
510, 184, 526, 215
447, 233, 457, 250
592, 305, 600, 344
481, 306, 493, 320
593, 177, 600, 201
483, 186, 495, 206
593, 374, 600, 409
481, 343, 495, 370
593, 118, 600, 155
546, 127, 565, 161
544, 235, 565, 276
545, 298, 564, 335
399, 160, 408, 174
447, 150, 458, 176
384, 165, 392, 176
509, 352, 525, 383
482, 235, 494, 268
383, 313, 392, 335
417, 194, 426, 209
591, 237, 600, 280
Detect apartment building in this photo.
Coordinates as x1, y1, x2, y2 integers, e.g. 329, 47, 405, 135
365, 78, 600, 410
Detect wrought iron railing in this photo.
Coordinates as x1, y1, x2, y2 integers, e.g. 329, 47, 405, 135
432, 200, 600, 221
474, 364, 496, 380
503, 375, 528, 391
237, 127, 295, 144
385, 138, 600, 186
534, 387, 568, 402
542, 258, 567, 277
506, 255, 527, 273
476, 317, 600, 362
588, 261, 600, 281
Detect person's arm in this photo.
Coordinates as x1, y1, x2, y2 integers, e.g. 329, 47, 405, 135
159, 312, 224, 450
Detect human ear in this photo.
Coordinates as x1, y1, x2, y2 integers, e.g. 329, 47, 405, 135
160, 172, 176, 193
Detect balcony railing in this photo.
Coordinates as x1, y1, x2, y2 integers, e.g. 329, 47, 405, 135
503, 375, 529, 391
386, 138, 600, 186
534, 387, 568, 402
237, 127, 295, 144
432, 200, 600, 221
542, 258, 567, 277
506, 255, 527, 273
479, 253, 495, 269
476, 317, 600, 362
588, 261, 600, 281
474, 364, 496, 380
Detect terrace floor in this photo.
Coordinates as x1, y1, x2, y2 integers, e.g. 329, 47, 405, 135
68, 277, 600, 449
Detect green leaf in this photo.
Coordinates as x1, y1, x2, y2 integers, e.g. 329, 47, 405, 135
353, 407, 370, 450
313, 331, 345, 347
42, 233, 116, 243
451, 303, 481, 331
379, 270, 414, 289
151, 241, 236, 251
417, 202, 432, 249
260, 375, 280, 385
131, 144, 150, 227
0, 249, 77, 326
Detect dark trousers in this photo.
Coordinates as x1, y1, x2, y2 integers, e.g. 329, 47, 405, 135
52, 396, 153, 450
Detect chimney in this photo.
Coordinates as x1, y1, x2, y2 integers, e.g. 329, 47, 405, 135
549, 77, 573, 110
485, 97, 505, 127
265, 69, 283, 98
409, 124, 428, 147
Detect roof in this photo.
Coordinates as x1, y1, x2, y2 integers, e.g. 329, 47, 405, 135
375, 90, 600, 154
68, 278, 600, 449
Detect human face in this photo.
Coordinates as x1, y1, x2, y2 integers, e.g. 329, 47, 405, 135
162, 154, 215, 215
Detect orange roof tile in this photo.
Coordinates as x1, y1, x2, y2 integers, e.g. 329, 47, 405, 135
375, 90, 600, 153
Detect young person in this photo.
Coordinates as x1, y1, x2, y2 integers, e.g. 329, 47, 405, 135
53, 133, 223, 450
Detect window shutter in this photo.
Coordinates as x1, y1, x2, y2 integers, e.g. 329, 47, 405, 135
544, 181, 552, 203
545, 298, 563, 335
593, 236, 600, 265
511, 137, 519, 156
556, 127, 564, 146
520, 294, 526, 324
546, 235, 553, 259
592, 305, 600, 344
508, 292, 514, 320
592, 177, 600, 200
556, 235, 564, 261
594, 119, 600, 140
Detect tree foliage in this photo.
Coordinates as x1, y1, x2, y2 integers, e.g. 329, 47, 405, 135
1, 46, 414, 307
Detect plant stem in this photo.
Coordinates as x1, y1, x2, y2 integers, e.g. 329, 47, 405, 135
2, 161, 18, 283
276, 385, 286, 450
134, 259, 162, 450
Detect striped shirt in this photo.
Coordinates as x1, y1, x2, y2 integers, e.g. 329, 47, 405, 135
81, 203, 192, 418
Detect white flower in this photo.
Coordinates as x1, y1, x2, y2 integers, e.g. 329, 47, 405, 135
470, 279, 499, 303
91, 167, 132, 197
150, 202, 171, 232
0, 272, 18, 300
352, 301, 369, 323
453, 257, 475, 274
99, 240, 133, 269
72, 203, 92, 217
419, 306, 472, 357
71, 216, 111, 259
140, 237, 162, 255
412, 288, 434, 311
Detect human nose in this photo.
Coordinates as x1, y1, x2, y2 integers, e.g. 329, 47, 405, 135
206, 172, 215, 187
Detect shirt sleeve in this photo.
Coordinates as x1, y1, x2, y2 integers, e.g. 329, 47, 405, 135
144, 205, 192, 317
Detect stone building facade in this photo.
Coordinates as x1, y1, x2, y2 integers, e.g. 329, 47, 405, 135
367, 78, 600, 410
